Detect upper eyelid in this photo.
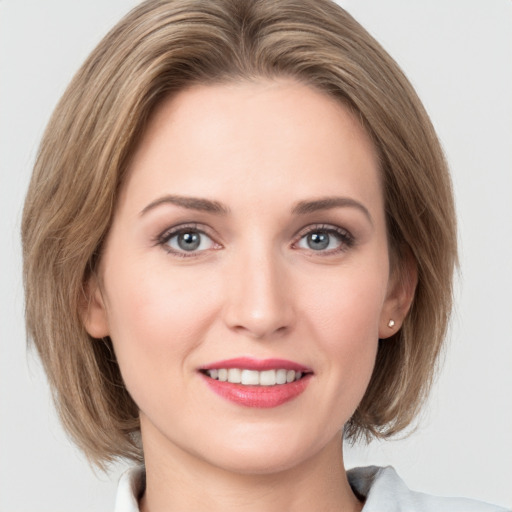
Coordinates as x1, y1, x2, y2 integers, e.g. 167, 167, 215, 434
293, 223, 353, 240
157, 222, 214, 241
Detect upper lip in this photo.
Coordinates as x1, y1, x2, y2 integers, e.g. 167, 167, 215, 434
200, 357, 312, 372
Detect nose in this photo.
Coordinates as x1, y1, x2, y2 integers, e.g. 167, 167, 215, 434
222, 249, 295, 339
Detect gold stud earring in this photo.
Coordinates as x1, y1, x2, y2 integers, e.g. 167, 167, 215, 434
387, 319, 395, 328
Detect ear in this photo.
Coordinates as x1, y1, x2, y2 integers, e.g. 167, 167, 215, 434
80, 274, 110, 339
378, 250, 418, 339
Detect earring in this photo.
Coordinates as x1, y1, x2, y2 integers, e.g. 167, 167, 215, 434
387, 319, 395, 328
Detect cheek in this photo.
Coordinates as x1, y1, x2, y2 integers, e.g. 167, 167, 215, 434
302, 262, 388, 342
106, 255, 216, 338
102, 261, 220, 402
299, 264, 387, 402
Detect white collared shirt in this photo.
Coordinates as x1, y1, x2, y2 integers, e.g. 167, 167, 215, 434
114, 465, 510, 512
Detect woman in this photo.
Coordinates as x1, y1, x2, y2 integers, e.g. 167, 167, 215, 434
20, 0, 510, 510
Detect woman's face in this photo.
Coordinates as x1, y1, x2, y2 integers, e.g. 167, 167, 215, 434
85, 79, 405, 474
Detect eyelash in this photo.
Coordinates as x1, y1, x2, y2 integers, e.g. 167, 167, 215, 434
155, 223, 220, 258
292, 224, 355, 255
154, 223, 355, 258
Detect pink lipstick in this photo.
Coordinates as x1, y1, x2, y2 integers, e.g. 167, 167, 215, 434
199, 357, 312, 408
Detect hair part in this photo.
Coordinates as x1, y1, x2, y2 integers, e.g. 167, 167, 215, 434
22, 0, 457, 467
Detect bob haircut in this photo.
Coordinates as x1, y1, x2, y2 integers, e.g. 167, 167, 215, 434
22, 0, 457, 468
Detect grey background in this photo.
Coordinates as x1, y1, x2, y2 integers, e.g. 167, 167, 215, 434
1, 0, 511, 510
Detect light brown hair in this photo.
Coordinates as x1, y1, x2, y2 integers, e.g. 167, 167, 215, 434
22, 0, 457, 467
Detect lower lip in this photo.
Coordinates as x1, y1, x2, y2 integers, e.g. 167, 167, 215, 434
201, 374, 312, 408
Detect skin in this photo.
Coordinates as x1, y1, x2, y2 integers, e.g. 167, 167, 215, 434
84, 79, 414, 512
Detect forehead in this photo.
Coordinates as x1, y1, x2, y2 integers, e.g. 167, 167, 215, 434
120, 79, 383, 215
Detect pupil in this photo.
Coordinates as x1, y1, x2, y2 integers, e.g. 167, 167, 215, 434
308, 232, 329, 250
178, 232, 200, 251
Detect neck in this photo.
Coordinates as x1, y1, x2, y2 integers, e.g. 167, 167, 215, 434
139, 431, 362, 512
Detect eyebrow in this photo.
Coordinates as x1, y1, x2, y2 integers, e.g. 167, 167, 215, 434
292, 196, 373, 224
140, 195, 230, 216
140, 194, 372, 224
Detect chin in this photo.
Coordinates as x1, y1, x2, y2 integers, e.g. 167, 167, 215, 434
188, 423, 341, 476
203, 447, 312, 476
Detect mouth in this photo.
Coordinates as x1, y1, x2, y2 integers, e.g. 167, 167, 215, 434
200, 368, 306, 386
199, 358, 313, 408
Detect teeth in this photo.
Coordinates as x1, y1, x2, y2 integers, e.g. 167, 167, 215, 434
227, 368, 241, 383
205, 368, 305, 386
241, 369, 260, 385
276, 369, 287, 384
259, 370, 276, 386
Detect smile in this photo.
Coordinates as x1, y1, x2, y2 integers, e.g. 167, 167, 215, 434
200, 358, 312, 408
203, 368, 304, 386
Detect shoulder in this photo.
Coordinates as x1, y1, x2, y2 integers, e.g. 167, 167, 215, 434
348, 466, 510, 512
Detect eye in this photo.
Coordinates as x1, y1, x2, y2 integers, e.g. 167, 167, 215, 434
295, 225, 354, 254
158, 225, 218, 256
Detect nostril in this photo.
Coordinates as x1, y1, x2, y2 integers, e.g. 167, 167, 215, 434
230, 322, 290, 339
